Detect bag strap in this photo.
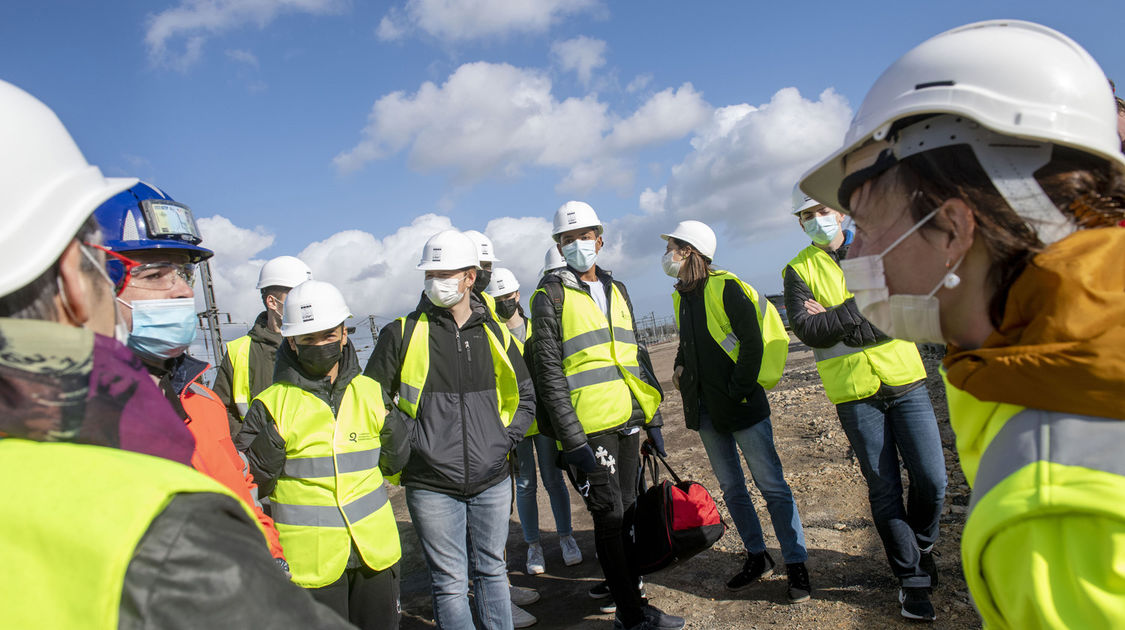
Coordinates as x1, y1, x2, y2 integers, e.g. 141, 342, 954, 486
650, 450, 684, 485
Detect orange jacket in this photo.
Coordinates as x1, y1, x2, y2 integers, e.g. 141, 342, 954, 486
174, 362, 286, 560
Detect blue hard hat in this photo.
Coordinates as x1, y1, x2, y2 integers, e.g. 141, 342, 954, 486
94, 182, 213, 284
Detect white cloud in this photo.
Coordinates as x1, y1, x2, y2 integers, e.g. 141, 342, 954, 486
196, 215, 275, 321
377, 0, 602, 42
145, 0, 346, 70
550, 36, 606, 85
335, 63, 710, 195
625, 73, 652, 94
483, 216, 556, 293
225, 48, 259, 67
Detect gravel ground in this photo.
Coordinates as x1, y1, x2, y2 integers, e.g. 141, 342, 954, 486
392, 336, 981, 629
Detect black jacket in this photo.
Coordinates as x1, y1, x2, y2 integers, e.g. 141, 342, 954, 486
783, 239, 921, 398
529, 267, 664, 453
236, 339, 411, 498
364, 293, 536, 497
213, 311, 283, 437
673, 276, 770, 432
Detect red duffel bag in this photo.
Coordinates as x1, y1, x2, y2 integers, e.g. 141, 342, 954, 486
625, 449, 726, 574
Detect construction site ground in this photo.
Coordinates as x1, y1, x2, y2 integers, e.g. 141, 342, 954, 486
392, 336, 981, 630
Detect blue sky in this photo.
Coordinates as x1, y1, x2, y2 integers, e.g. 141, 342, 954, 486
3, 0, 1122, 346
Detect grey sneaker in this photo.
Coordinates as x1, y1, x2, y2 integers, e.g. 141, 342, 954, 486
512, 603, 538, 628
526, 543, 546, 575
560, 534, 583, 566
509, 585, 540, 607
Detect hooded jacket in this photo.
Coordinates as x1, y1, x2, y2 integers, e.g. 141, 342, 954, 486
364, 293, 536, 497
0, 318, 350, 629
213, 311, 282, 436
237, 338, 411, 498
529, 266, 664, 452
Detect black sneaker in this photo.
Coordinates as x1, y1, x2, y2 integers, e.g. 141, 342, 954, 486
786, 563, 811, 603
919, 548, 939, 587
899, 587, 936, 621
726, 551, 775, 591
596, 578, 646, 614
613, 604, 685, 630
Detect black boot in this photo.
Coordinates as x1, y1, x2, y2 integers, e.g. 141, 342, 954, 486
726, 550, 775, 591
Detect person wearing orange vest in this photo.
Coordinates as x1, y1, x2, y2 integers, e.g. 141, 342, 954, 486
238, 280, 409, 629
213, 255, 312, 436
0, 77, 350, 629
662, 220, 810, 604
94, 184, 287, 564
784, 187, 945, 621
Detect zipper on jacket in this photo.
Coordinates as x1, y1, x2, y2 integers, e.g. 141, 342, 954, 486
456, 325, 470, 495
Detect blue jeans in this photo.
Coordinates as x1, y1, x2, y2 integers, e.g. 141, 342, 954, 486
697, 409, 808, 565
835, 385, 947, 589
515, 433, 572, 544
405, 480, 513, 630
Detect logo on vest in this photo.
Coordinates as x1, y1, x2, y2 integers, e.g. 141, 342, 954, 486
347, 431, 373, 442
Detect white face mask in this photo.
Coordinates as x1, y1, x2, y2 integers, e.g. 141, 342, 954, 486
838, 208, 962, 344
802, 215, 840, 245
661, 251, 682, 278
424, 275, 466, 308
561, 239, 598, 272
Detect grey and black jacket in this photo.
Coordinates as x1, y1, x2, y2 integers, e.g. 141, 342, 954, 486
212, 311, 282, 437
783, 236, 922, 399
529, 266, 664, 453
236, 338, 411, 498
364, 293, 536, 498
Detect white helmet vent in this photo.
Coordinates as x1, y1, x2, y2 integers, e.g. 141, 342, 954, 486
123, 210, 140, 241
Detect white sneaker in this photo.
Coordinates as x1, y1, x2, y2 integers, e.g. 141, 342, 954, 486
560, 535, 583, 566
526, 543, 546, 575
512, 603, 538, 628
510, 585, 541, 606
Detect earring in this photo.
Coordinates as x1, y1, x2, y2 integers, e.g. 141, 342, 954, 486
943, 272, 961, 289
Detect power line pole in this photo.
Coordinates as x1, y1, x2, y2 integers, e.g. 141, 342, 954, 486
198, 261, 224, 357
368, 315, 379, 345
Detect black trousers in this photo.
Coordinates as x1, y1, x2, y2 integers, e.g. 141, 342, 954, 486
565, 430, 645, 627
308, 563, 400, 630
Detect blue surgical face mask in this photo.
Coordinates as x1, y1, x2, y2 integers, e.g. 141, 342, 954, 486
561, 239, 598, 272
119, 297, 198, 361
802, 214, 840, 245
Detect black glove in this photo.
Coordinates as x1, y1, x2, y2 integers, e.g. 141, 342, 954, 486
563, 443, 599, 473
643, 427, 666, 457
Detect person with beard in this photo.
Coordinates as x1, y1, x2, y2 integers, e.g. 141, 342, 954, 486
365, 229, 536, 630
237, 280, 409, 629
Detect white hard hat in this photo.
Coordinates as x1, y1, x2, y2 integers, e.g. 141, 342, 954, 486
256, 256, 313, 289
543, 244, 566, 272
660, 220, 717, 260
791, 184, 823, 215
0, 79, 137, 297
551, 200, 603, 241
462, 229, 500, 262
800, 20, 1125, 243
281, 280, 352, 337
417, 229, 480, 271
485, 267, 520, 297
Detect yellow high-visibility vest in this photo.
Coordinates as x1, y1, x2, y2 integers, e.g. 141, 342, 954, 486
785, 244, 925, 404
946, 378, 1125, 629
672, 270, 789, 390
1, 439, 254, 629
535, 280, 662, 435
226, 335, 252, 420
255, 375, 401, 588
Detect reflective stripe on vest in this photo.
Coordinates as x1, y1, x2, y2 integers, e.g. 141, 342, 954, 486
957, 405, 1125, 628
226, 335, 252, 419
672, 270, 789, 390
1, 439, 252, 630
811, 340, 863, 362
255, 376, 401, 587
535, 281, 661, 435
395, 313, 519, 427
785, 244, 926, 404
